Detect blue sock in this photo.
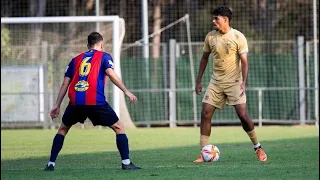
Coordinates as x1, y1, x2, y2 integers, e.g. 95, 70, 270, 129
116, 134, 129, 160
49, 134, 65, 162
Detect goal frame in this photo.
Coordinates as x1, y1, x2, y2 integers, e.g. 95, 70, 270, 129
1, 16, 122, 118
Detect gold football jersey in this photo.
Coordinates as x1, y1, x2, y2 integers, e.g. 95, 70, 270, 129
203, 28, 248, 84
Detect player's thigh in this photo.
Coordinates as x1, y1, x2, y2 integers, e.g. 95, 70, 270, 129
224, 83, 246, 106
202, 83, 226, 109
62, 105, 88, 127
87, 104, 119, 127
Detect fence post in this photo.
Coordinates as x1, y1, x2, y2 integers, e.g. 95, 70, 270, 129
297, 36, 306, 125
258, 89, 263, 127
169, 39, 177, 128
41, 41, 49, 129
48, 45, 56, 129
313, 0, 319, 128
163, 43, 169, 120
306, 42, 311, 120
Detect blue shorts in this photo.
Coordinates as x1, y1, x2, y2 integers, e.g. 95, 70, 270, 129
62, 103, 119, 127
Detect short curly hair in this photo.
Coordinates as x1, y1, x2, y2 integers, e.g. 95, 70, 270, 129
213, 7, 232, 21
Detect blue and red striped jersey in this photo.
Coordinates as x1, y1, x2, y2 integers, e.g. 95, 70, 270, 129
65, 50, 114, 105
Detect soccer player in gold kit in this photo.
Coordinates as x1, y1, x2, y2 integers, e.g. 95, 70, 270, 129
193, 7, 267, 162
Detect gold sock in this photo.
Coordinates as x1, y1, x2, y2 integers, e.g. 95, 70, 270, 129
200, 134, 210, 149
246, 129, 259, 145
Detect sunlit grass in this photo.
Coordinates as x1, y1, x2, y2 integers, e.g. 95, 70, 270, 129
1, 126, 319, 180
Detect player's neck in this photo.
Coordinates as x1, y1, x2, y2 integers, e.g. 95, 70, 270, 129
89, 48, 102, 52
219, 26, 231, 34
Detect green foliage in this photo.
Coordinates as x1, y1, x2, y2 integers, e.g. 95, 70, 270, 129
0, 0, 317, 42
1, 27, 11, 58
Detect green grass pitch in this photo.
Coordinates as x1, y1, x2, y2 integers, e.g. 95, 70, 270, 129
1, 126, 319, 180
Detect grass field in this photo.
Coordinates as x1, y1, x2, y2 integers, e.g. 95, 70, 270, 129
1, 126, 319, 180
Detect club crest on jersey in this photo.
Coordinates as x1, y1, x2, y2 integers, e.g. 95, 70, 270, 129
74, 80, 89, 91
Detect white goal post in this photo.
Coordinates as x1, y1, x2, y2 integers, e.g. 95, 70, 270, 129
1, 16, 122, 118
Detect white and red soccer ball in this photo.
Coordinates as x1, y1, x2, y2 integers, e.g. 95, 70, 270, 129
201, 144, 220, 162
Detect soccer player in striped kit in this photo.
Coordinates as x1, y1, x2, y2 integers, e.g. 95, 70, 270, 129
44, 32, 141, 171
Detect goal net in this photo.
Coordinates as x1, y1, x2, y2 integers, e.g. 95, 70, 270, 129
1, 16, 135, 129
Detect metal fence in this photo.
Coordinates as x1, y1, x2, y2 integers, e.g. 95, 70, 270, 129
1, 40, 318, 128
1, 0, 319, 128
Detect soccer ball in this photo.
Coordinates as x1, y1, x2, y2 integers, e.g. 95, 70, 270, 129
201, 144, 220, 162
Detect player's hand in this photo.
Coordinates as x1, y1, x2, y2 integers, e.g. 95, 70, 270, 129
50, 105, 60, 120
195, 81, 203, 95
240, 82, 246, 96
125, 91, 138, 104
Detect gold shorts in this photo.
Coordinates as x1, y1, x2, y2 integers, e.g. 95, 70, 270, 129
202, 82, 246, 109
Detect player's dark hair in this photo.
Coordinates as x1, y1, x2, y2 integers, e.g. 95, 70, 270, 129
87, 32, 103, 49
213, 7, 232, 21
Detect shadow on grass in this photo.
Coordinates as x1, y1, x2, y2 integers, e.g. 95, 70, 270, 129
1, 137, 319, 180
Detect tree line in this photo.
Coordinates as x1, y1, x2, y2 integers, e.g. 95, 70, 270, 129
1, 0, 318, 43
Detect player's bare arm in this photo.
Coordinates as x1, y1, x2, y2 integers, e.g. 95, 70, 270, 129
239, 53, 248, 94
105, 68, 138, 104
50, 77, 71, 119
195, 52, 210, 95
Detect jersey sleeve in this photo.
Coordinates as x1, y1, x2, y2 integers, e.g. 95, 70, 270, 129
101, 53, 115, 72
64, 58, 75, 78
202, 33, 211, 53
237, 33, 249, 54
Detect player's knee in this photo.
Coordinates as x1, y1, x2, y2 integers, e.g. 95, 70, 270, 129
201, 109, 212, 119
57, 127, 69, 136
110, 121, 125, 133
57, 123, 70, 136
237, 111, 248, 121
